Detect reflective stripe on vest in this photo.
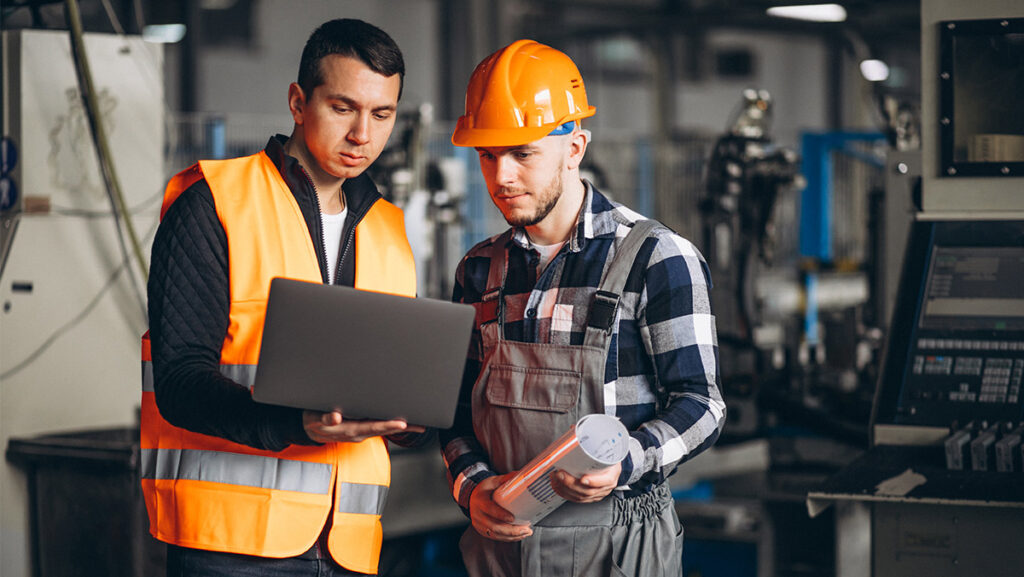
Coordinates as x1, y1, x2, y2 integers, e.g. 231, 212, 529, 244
142, 362, 256, 393
141, 152, 414, 572
337, 481, 389, 515
140, 448, 333, 494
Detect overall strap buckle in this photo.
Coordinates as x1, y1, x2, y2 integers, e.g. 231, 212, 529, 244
583, 219, 663, 347
587, 290, 621, 334
479, 287, 501, 325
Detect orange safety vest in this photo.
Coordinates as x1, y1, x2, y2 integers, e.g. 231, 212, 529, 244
140, 152, 416, 573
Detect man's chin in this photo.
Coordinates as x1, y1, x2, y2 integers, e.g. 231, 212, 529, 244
503, 213, 541, 228
330, 165, 368, 180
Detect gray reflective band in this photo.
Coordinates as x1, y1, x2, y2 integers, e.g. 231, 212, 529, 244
142, 361, 154, 392
140, 448, 332, 495
337, 482, 389, 516
220, 364, 257, 389
140, 363, 256, 393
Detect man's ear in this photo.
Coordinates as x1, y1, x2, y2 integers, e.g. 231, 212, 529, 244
566, 129, 589, 171
288, 82, 306, 125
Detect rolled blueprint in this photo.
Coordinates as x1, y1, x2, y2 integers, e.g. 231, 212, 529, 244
493, 413, 630, 524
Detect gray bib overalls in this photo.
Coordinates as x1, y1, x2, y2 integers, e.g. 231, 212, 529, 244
460, 221, 684, 577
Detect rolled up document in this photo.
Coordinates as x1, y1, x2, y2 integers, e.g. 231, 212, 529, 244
492, 413, 630, 524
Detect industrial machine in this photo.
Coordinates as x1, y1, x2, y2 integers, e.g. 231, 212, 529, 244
701, 88, 884, 445
684, 88, 887, 577
701, 88, 803, 438
807, 216, 1024, 576
807, 10, 1024, 577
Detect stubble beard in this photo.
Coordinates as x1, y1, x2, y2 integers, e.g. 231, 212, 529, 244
500, 170, 563, 228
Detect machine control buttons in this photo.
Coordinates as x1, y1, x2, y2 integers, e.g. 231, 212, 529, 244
923, 356, 954, 375
944, 421, 976, 470
954, 356, 983, 375
970, 423, 1001, 471
944, 421, 1024, 472
995, 424, 1024, 472
918, 338, 1024, 351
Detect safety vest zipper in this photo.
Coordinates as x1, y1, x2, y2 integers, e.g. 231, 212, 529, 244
301, 167, 375, 286
300, 168, 331, 285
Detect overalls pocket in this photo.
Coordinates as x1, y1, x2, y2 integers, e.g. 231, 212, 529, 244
485, 365, 581, 412
475, 363, 582, 473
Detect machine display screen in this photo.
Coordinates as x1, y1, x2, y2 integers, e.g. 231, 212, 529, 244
919, 246, 1024, 332
876, 220, 1024, 427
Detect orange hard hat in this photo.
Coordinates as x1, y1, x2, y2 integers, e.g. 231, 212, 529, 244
452, 39, 596, 147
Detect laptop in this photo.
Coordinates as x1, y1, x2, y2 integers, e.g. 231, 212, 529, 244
252, 277, 475, 429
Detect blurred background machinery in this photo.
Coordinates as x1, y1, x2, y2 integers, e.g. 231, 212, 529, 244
807, 12, 1024, 577
3, 1, 1024, 577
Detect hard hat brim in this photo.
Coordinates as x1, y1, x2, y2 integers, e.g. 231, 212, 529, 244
451, 107, 596, 148
451, 124, 558, 148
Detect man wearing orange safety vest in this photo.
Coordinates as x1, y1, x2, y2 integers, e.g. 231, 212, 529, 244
143, 19, 425, 576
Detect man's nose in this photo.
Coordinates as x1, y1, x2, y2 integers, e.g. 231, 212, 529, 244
494, 155, 517, 185
348, 114, 371, 145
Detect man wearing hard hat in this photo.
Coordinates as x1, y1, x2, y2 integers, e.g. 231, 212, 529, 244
440, 40, 727, 576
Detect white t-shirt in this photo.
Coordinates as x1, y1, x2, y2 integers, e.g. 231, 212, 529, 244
321, 207, 348, 283
532, 240, 567, 274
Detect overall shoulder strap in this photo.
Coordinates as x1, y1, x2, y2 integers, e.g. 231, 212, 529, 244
584, 219, 662, 347
477, 230, 514, 324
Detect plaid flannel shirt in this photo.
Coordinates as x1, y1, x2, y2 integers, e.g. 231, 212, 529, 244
440, 183, 726, 509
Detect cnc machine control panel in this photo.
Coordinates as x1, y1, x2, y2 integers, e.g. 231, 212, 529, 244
898, 244, 1024, 425
874, 220, 1024, 472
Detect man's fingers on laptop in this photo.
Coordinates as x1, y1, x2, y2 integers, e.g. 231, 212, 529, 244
366, 419, 415, 435
302, 410, 431, 443
337, 420, 412, 442
320, 411, 343, 425
382, 418, 426, 434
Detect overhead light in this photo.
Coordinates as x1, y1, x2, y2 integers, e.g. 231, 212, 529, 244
767, 4, 847, 23
201, 0, 238, 8
142, 24, 187, 44
859, 59, 890, 82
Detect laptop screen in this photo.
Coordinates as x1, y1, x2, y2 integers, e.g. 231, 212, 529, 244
873, 219, 1024, 429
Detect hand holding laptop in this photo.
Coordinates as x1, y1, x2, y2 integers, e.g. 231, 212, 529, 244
303, 409, 426, 444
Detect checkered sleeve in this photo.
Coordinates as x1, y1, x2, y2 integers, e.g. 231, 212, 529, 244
439, 253, 498, 511
620, 229, 727, 487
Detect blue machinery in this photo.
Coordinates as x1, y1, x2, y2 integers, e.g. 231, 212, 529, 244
799, 131, 885, 349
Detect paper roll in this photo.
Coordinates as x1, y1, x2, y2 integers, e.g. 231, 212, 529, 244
492, 413, 630, 524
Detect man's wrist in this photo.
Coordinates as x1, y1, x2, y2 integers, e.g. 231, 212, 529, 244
461, 470, 497, 509
275, 406, 320, 447
617, 436, 644, 486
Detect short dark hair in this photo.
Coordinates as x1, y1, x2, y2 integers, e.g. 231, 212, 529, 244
297, 19, 405, 100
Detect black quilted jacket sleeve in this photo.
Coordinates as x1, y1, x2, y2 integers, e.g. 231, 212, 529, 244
147, 180, 313, 451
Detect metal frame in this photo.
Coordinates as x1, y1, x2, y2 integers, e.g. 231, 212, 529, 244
799, 131, 886, 262
938, 17, 1024, 177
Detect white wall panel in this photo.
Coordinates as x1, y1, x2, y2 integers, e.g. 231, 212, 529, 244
1, 29, 163, 577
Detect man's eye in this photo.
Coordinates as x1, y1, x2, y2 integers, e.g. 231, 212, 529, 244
514, 152, 531, 160
334, 107, 352, 114
374, 113, 392, 121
